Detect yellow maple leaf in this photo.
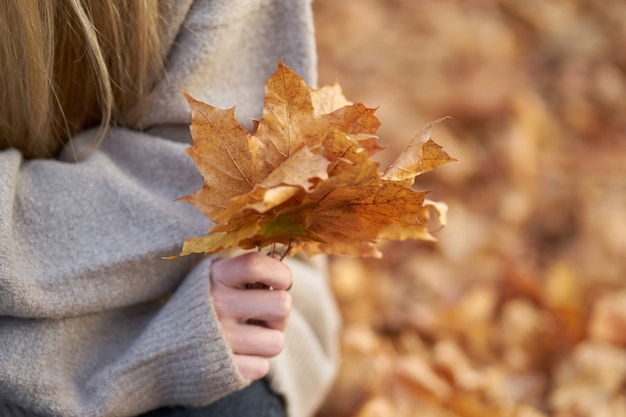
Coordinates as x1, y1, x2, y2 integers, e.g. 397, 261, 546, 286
175, 60, 455, 258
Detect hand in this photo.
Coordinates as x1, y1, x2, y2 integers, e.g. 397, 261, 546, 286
210, 252, 292, 380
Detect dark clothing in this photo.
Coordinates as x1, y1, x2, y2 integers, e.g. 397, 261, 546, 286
139, 379, 286, 417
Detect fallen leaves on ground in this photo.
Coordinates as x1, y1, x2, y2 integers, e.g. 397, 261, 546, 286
313, 0, 626, 416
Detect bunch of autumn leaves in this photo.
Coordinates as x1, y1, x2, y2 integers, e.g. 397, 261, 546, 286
176, 61, 455, 259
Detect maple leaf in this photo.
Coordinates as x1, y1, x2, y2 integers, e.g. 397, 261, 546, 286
174, 60, 455, 258
381, 117, 457, 184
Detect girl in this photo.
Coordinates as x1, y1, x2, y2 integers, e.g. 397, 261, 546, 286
0, 1, 340, 416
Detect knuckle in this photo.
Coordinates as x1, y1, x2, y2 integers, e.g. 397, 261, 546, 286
220, 325, 238, 348
211, 290, 234, 317
239, 251, 263, 272
276, 263, 292, 284
237, 356, 269, 381
211, 296, 227, 317
210, 258, 228, 281
273, 291, 292, 316
267, 330, 286, 355
253, 359, 270, 380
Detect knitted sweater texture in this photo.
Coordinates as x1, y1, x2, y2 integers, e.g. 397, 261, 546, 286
0, 1, 340, 416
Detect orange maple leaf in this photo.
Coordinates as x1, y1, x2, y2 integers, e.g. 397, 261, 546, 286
175, 60, 455, 258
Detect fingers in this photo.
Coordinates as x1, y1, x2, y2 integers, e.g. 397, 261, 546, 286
222, 324, 285, 357
232, 355, 271, 381
221, 319, 286, 380
210, 252, 293, 380
212, 286, 292, 330
211, 252, 292, 291
211, 252, 292, 330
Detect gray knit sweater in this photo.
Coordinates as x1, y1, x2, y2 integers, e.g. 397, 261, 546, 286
0, 1, 340, 416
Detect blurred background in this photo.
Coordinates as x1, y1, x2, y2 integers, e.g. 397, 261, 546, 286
312, 1, 626, 416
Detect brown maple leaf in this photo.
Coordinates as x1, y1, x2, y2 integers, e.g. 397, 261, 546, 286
381, 117, 457, 183
174, 60, 455, 258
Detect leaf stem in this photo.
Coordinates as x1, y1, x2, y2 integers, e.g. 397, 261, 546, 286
279, 242, 293, 261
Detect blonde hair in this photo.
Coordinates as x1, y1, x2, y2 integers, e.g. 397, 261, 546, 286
0, 0, 163, 159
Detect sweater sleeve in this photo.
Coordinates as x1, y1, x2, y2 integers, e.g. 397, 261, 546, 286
0, 258, 248, 417
0, 130, 250, 414
0, 129, 211, 319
